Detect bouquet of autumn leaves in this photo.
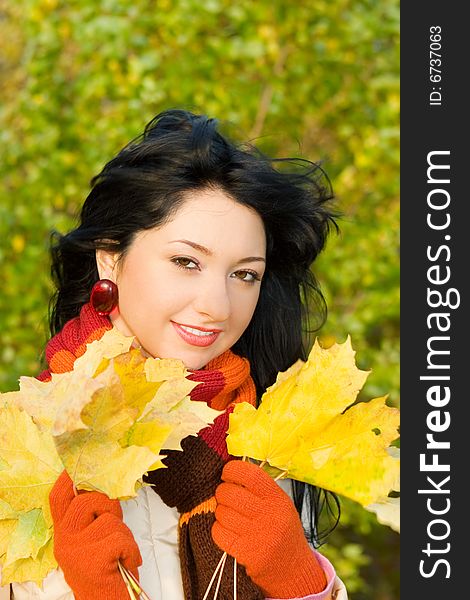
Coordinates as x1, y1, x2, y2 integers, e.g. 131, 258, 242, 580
0, 330, 222, 590
0, 329, 400, 592
226, 336, 400, 532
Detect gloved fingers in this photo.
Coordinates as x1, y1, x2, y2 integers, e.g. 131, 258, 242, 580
61, 490, 123, 532
222, 460, 282, 497
49, 470, 75, 523
215, 481, 261, 518
215, 503, 252, 534
211, 519, 239, 557
119, 535, 143, 574
103, 529, 143, 573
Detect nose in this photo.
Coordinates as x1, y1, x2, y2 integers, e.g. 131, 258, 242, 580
193, 274, 231, 323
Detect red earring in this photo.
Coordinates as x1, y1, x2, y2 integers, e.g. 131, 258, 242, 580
90, 279, 119, 316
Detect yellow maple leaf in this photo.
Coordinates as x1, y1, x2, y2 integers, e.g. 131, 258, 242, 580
0, 537, 56, 586
3, 373, 103, 435
227, 336, 400, 507
0, 500, 17, 521
145, 357, 192, 381
364, 447, 400, 532
4, 509, 51, 565
53, 353, 220, 498
0, 405, 62, 522
137, 376, 221, 451
366, 496, 400, 533
5, 329, 134, 435
52, 358, 168, 498
141, 377, 198, 414
0, 406, 61, 583
0, 520, 17, 558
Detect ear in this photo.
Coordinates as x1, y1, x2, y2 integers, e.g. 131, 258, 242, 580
95, 249, 120, 281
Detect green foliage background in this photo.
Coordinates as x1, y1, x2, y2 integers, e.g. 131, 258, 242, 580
0, 1, 399, 598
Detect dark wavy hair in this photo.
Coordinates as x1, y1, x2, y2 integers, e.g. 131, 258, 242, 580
49, 108, 341, 545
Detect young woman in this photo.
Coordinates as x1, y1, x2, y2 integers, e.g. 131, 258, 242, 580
2, 109, 347, 599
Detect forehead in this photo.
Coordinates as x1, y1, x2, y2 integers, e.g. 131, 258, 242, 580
174, 188, 260, 224
139, 188, 266, 254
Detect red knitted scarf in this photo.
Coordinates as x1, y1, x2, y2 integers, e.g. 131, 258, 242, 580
39, 303, 264, 599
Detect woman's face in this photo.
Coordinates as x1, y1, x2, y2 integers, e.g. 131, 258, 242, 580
96, 188, 266, 370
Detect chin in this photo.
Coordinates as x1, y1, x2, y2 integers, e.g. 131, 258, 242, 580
184, 360, 208, 371
182, 351, 218, 371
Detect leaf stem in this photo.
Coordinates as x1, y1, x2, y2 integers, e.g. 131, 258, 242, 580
202, 552, 227, 600
233, 556, 237, 599
213, 551, 227, 599
274, 470, 288, 481
118, 561, 151, 600
118, 561, 137, 599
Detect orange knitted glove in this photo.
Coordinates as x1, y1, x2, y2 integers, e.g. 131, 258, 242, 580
49, 470, 142, 600
212, 460, 327, 599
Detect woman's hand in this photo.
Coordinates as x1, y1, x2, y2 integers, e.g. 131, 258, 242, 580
49, 470, 142, 600
212, 460, 327, 599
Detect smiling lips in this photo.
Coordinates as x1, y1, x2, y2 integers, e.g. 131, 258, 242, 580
171, 322, 222, 347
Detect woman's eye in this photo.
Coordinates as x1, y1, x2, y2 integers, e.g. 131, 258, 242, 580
233, 270, 260, 283
172, 257, 198, 270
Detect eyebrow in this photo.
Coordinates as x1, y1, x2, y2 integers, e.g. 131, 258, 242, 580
169, 239, 266, 265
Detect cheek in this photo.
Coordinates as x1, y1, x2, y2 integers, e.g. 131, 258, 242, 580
117, 262, 184, 319
235, 288, 261, 331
